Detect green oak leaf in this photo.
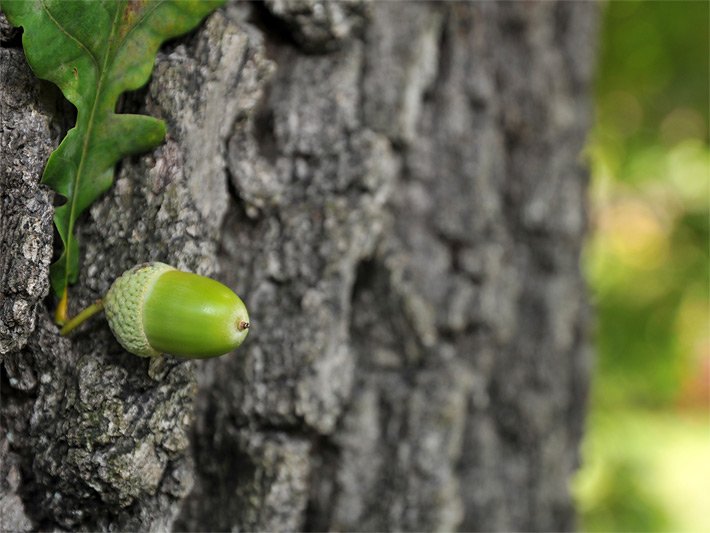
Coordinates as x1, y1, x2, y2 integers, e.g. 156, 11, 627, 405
1, 0, 223, 321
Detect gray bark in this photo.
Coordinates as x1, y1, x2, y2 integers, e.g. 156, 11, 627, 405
0, 1, 597, 531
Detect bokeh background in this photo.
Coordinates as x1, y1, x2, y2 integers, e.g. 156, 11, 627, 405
574, 1, 710, 531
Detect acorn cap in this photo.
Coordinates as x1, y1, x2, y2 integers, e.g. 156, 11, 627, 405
104, 262, 249, 358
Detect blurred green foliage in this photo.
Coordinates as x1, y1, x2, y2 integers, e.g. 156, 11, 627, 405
588, 0, 709, 405
595, 0, 708, 168
576, 1, 709, 531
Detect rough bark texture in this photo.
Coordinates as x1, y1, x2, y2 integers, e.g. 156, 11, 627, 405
0, 2, 597, 531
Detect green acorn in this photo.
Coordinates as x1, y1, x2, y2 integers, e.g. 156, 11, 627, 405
61, 262, 250, 359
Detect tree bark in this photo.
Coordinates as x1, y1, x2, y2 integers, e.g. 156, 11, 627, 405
0, 1, 597, 531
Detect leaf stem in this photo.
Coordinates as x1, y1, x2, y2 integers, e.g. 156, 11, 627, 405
55, 289, 69, 325
60, 300, 105, 336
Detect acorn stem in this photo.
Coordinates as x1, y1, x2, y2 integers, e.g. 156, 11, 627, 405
60, 300, 105, 336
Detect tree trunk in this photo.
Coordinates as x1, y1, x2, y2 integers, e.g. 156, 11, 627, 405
0, 1, 597, 531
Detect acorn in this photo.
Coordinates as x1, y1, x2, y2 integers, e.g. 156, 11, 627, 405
61, 262, 250, 359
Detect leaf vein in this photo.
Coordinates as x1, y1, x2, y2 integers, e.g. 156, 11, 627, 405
64, 4, 123, 290
40, 0, 99, 69
120, 0, 165, 55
